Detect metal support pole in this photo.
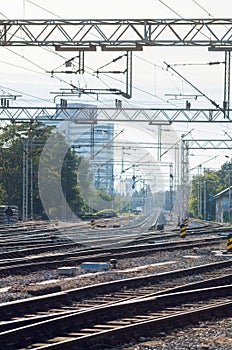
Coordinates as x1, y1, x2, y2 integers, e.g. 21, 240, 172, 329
30, 138, 33, 220
22, 140, 28, 221
181, 139, 190, 220
229, 171, 231, 222
126, 50, 132, 98
22, 142, 25, 221
198, 165, 202, 218
169, 163, 173, 215
224, 51, 231, 119
203, 168, 206, 220
25, 140, 29, 221
90, 124, 94, 160
158, 125, 161, 161
79, 51, 85, 74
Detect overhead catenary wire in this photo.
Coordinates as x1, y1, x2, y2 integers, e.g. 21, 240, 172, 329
133, 54, 182, 107
0, 3, 105, 106
0, 0, 203, 110
0, 5, 167, 108
164, 61, 222, 110
0, 9, 77, 105
25, 0, 62, 18
190, 154, 220, 171
0, 84, 52, 105
191, 0, 214, 17
157, 0, 211, 40
170, 62, 225, 67
23, 0, 184, 107
0, 0, 226, 113
51, 55, 172, 108
157, 0, 183, 18
189, 0, 231, 132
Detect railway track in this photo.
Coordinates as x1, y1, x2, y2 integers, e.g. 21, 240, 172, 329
0, 229, 185, 256
1, 284, 232, 349
0, 220, 231, 348
1, 259, 232, 332
0, 217, 226, 254
0, 235, 226, 276
0, 217, 223, 252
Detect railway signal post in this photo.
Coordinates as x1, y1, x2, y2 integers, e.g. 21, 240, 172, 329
180, 223, 186, 238
227, 233, 232, 252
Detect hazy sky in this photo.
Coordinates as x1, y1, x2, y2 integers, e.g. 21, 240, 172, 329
1, 1, 232, 19
0, 0, 230, 106
1, 0, 232, 173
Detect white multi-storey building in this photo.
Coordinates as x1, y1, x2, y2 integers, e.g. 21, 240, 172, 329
55, 102, 115, 195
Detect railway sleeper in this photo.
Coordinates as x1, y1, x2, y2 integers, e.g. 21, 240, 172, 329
2, 284, 232, 349
0, 267, 231, 326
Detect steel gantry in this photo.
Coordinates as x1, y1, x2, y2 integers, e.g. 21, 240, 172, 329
1, 19, 232, 49
0, 18, 232, 122
1, 17, 232, 223
1, 107, 232, 123
183, 139, 232, 149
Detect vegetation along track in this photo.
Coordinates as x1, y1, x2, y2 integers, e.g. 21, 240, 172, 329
1, 284, 232, 349
1, 259, 232, 332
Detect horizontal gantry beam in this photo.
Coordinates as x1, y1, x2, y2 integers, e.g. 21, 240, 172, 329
184, 139, 232, 149
0, 19, 232, 48
110, 140, 232, 150
0, 107, 231, 123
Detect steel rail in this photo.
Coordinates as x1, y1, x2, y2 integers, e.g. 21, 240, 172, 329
1, 270, 232, 333
0, 236, 226, 276
1, 284, 232, 349
0, 222, 219, 260
1, 258, 232, 328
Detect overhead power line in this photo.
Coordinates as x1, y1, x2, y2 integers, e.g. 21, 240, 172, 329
157, 0, 182, 18
170, 62, 225, 67
164, 61, 222, 111
192, 0, 213, 17
26, 0, 61, 18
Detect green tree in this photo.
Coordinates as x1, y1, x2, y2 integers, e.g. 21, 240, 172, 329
189, 169, 222, 220
216, 161, 232, 190
0, 123, 91, 220
37, 131, 93, 220
62, 150, 85, 215
0, 122, 53, 217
